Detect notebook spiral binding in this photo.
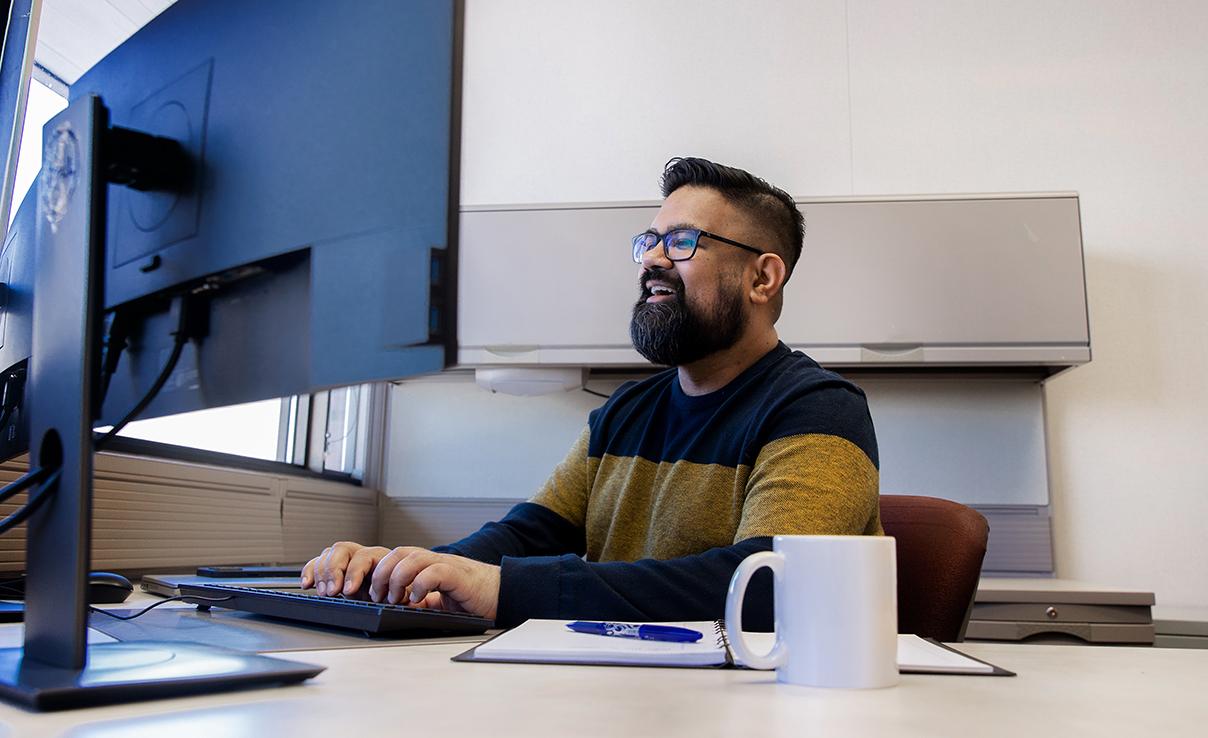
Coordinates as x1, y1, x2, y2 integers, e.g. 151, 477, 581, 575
713, 620, 735, 666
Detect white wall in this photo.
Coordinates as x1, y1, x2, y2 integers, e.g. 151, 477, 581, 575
840, 0, 1208, 612
386, 0, 1208, 608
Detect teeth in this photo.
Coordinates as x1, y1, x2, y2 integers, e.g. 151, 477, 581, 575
651, 286, 674, 295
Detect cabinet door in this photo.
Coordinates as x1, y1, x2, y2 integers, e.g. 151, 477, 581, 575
781, 196, 1088, 363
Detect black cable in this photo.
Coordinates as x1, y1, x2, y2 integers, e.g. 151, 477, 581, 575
93, 335, 185, 450
88, 594, 234, 621
582, 388, 610, 399
2, 579, 233, 614
0, 578, 24, 598
97, 307, 136, 409
0, 465, 50, 506
0, 467, 61, 535
94, 294, 205, 451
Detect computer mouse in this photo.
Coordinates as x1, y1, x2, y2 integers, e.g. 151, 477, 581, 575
88, 571, 134, 604
0, 571, 133, 609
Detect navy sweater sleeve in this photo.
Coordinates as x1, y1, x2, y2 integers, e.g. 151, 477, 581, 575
431, 503, 773, 630
433, 502, 585, 564
494, 536, 776, 630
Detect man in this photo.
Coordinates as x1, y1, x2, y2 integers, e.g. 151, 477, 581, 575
302, 157, 881, 630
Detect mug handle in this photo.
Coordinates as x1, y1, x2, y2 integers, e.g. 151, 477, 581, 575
725, 550, 787, 670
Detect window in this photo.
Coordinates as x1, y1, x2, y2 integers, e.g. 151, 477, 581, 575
109, 398, 288, 462
320, 385, 370, 478
277, 385, 378, 479
104, 385, 379, 481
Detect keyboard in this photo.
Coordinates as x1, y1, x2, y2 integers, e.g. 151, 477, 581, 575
178, 583, 494, 636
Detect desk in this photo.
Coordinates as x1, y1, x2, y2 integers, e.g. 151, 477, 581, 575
0, 635, 1205, 737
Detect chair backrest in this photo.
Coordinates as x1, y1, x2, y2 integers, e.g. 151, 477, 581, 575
880, 495, 989, 642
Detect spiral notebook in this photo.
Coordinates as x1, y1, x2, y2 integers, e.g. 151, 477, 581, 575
454, 619, 1013, 675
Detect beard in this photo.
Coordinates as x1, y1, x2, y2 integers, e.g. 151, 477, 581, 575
629, 270, 747, 366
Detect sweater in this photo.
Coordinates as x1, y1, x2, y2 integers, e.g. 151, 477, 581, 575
435, 342, 881, 629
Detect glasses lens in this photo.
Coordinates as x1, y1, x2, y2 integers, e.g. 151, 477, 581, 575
632, 233, 658, 262
665, 229, 699, 261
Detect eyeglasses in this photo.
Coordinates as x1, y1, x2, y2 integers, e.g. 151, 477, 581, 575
631, 228, 766, 264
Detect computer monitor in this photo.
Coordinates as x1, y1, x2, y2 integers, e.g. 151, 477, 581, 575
81, 0, 460, 423
0, 0, 462, 710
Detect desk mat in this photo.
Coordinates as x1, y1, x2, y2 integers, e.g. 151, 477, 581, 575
88, 606, 492, 653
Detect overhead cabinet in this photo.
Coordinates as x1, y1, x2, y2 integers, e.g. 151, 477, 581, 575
458, 194, 1089, 372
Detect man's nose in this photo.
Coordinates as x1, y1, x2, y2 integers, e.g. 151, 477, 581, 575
640, 241, 673, 271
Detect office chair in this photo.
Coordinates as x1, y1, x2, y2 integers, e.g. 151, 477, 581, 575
880, 495, 989, 642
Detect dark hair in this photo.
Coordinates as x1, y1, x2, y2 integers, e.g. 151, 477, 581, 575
659, 157, 804, 279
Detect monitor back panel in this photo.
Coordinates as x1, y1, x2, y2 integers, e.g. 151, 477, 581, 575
68, 0, 459, 421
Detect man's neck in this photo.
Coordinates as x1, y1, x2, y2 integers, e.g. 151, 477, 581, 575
676, 329, 780, 396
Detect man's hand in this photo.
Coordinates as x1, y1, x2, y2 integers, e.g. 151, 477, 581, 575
370, 548, 501, 621
301, 541, 413, 597
302, 542, 501, 620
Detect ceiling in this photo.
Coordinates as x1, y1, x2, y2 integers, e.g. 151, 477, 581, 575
34, 0, 175, 85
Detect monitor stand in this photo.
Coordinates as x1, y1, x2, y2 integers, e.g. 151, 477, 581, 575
0, 94, 323, 711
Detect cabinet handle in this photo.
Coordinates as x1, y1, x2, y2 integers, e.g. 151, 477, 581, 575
859, 344, 925, 362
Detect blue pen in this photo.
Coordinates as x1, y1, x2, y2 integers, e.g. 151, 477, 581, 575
566, 621, 703, 643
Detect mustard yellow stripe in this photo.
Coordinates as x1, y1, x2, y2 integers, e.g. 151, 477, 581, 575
528, 427, 594, 528
532, 431, 881, 564
739, 433, 881, 539
585, 455, 748, 562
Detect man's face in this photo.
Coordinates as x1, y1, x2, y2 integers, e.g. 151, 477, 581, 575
629, 186, 755, 366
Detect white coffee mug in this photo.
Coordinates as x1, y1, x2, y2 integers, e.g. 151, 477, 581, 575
725, 535, 898, 689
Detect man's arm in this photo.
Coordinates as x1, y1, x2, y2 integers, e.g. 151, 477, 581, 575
299, 502, 579, 608
433, 502, 585, 563
496, 537, 776, 629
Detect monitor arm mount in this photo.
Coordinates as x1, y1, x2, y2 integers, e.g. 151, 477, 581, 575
104, 124, 191, 193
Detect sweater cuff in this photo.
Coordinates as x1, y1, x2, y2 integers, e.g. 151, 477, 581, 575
496, 554, 569, 628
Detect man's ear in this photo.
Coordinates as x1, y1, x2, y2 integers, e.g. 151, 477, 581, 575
749, 253, 788, 305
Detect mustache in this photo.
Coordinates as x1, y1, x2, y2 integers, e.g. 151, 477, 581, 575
638, 270, 684, 300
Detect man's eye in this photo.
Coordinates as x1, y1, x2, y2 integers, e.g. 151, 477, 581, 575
669, 237, 696, 251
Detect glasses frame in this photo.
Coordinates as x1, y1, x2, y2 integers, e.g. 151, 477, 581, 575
632, 228, 766, 264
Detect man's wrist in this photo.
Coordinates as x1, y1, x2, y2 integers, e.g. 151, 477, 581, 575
496, 554, 568, 627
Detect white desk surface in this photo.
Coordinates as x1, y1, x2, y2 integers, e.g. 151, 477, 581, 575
1, 631, 1205, 738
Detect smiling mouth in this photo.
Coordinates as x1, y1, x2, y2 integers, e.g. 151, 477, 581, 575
646, 285, 677, 302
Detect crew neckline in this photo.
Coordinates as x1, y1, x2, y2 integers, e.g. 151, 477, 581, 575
669, 342, 792, 411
